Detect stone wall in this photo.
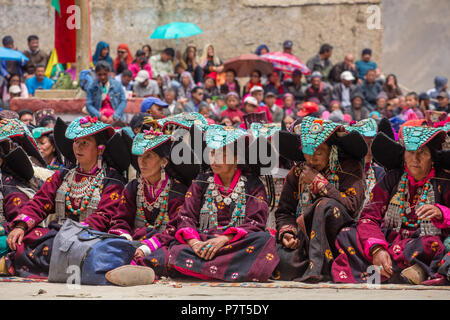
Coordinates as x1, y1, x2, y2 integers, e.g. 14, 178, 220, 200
0, 0, 382, 68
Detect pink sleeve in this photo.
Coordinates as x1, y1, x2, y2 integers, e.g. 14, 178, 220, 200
175, 227, 200, 244
142, 236, 162, 252
363, 237, 389, 262
222, 227, 247, 243
432, 204, 450, 229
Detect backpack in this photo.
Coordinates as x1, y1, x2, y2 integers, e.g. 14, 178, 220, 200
48, 219, 139, 285
79, 69, 95, 91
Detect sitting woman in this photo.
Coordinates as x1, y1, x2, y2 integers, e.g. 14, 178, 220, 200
5, 116, 130, 278
167, 125, 279, 282
32, 127, 64, 170
103, 129, 195, 286
274, 116, 367, 282
332, 125, 450, 285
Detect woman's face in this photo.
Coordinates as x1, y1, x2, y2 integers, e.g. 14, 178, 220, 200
284, 96, 294, 108
187, 47, 196, 59
205, 78, 215, 89
304, 143, 331, 172
251, 72, 260, 84
387, 75, 395, 86
138, 150, 166, 181
101, 47, 109, 57
269, 71, 278, 83
156, 75, 163, 86
226, 72, 235, 83
404, 145, 432, 181
209, 148, 237, 177
143, 46, 151, 57
226, 96, 239, 109
260, 47, 268, 55
37, 136, 55, 162
283, 116, 294, 128
207, 45, 214, 56
330, 103, 341, 112
181, 74, 190, 86
73, 136, 100, 169
10, 75, 20, 86
117, 48, 128, 59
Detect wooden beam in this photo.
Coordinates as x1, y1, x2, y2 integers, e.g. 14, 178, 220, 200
75, 0, 91, 81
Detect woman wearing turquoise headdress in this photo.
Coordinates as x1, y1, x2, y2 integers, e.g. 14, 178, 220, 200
32, 127, 63, 170
274, 116, 367, 282
5, 116, 130, 278
102, 128, 198, 286
332, 125, 450, 285
167, 124, 279, 282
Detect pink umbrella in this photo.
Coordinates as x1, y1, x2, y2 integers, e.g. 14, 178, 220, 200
261, 52, 310, 75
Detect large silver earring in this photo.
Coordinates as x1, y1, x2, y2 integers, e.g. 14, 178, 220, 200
160, 164, 166, 181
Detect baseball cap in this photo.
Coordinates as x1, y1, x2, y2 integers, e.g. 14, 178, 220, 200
250, 85, 264, 94
244, 96, 258, 106
265, 91, 276, 98
297, 101, 319, 117
310, 71, 322, 79
437, 92, 449, 99
283, 40, 293, 49
340, 71, 355, 82
135, 70, 150, 83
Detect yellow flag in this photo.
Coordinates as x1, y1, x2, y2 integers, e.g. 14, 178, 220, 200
45, 49, 59, 78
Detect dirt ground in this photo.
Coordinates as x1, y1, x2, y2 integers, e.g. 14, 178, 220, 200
1, 280, 448, 300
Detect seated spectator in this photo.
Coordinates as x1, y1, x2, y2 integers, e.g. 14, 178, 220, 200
374, 91, 394, 118
322, 100, 345, 120
140, 97, 168, 120
220, 92, 243, 125
332, 71, 358, 108
7, 85, 22, 107
2, 73, 29, 105
329, 53, 358, 85
150, 48, 175, 78
283, 69, 307, 104
282, 114, 295, 129
265, 92, 283, 123
92, 41, 113, 70
163, 88, 184, 116
204, 74, 219, 97
142, 45, 152, 61
306, 43, 333, 83
184, 86, 208, 113
219, 116, 233, 126
250, 86, 273, 122
282, 93, 297, 119
34, 108, 56, 127
240, 96, 260, 128
343, 91, 370, 121
436, 92, 449, 113
199, 44, 224, 80
243, 70, 263, 95
402, 92, 424, 119
115, 69, 133, 97
1, 35, 26, 80
255, 44, 269, 56
129, 49, 153, 80
426, 76, 450, 104
18, 109, 34, 126
198, 105, 216, 125
369, 110, 381, 120
264, 71, 285, 98
86, 61, 127, 124
25, 64, 54, 96
382, 74, 403, 100
296, 101, 320, 120
358, 69, 382, 110
177, 71, 195, 101
219, 69, 240, 96
305, 71, 332, 109
132, 70, 160, 98
114, 43, 133, 75
355, 48, 379, 81
418, 92, 431, 114
182, 45, 203, 84
156, 72, 171, 99
23, 35, 48, 76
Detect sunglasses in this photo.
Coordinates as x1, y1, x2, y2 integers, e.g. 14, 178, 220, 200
118, 50, 127, 54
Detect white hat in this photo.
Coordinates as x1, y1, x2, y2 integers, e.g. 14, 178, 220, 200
9, 85, 21, 94
340, 71, 355, 81
135, 70, 150, 83
244, 96, 258, 106
250, 85, 264, 94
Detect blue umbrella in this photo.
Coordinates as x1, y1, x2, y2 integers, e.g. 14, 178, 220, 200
0, 47, 29, 63
150, 22, 202, 44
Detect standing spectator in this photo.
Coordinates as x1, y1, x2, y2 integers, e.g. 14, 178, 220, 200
23, 35, 48, 76
436, 92, 449, 113
427, 76, 450, 107
114, 44, 133, 75
304, 72, 332, 109
220, 92, 244, 125
255, 44, 269, 56
284, 69, 307, 104
18, 109, 34, 126
163, 88, 184, 116
243, 70, 263, 95
382, 74, 403, 100
183, 45, 203, 84
1, 36, 25, 80
129, 50, 153, 80
132, 70, 160, 98
184, 86, 208, 113
86, 61, 127, 124
355, 48, 379, 82
282, 40, 293, 55
343, 91, 370, 121
265, 92, 283, 123
358, 69, 382, 110
115, 69, 133, 98
306, 43, 334, 83
199, 44, 224, 79
329, 54, 358, 85
142, 45, 152, 61
92, 41, 113, 69
25, 64, 54, 96
331, 71, 358, 108
219, 69, 240, 96
264, 71, 285, 98
2, 73, 29, 105
150, 48, 175, 78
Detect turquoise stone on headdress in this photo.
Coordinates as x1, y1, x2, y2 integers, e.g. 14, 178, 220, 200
0, 118, 37, 146
132, 131, 172, 156
297, 116, 342, 155
250, 122, 281, 140
157, 112, 209, 131
32, 127, 54, 139
65, 116, 113, 140
401, 126, 445, 151
444, 123, 450, 132
345, 118, 378, 138
206, 124, 248, 150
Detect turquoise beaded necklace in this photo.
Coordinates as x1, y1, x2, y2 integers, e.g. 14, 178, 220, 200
398, 172, 431, 228
136, 178, 170, 229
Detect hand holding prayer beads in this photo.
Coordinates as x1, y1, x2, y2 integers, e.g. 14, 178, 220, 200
282, 233, 300, 250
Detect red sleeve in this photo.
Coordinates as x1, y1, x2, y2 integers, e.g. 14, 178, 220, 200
4, 192, 30, 223
108, 181, 137, 237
